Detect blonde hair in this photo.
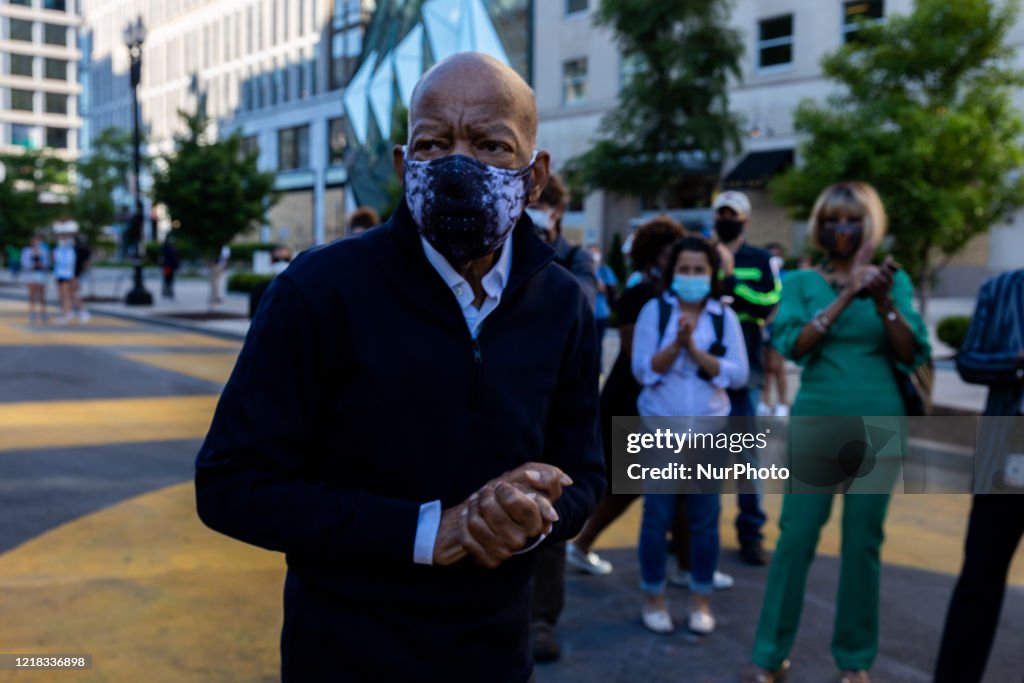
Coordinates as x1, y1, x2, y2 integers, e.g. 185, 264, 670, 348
808, 181, 887, 251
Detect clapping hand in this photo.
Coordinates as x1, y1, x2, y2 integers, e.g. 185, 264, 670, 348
434, 463, 571, 569
675, 314, 696, 352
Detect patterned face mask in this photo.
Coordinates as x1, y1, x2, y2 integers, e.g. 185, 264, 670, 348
403, 149, 537, 263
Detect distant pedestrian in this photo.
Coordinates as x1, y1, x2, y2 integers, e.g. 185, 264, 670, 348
758, 243, 788, 417
348, 207, 380, 236
526, 174, 597, 309
631, 235, 748, 636
210, 244, 230, 304
161, 236, 180, 300
568, 217, 684, 574
52, 234, 77, 324
589, 243, 618, 367
6, 244, 21, 280
72, 234, 91, 322
743, 181, 931, 683
934, 268, 1024, 683
21, 235, 50, 324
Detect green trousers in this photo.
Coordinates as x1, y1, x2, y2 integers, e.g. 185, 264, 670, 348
751, 491, 894, 672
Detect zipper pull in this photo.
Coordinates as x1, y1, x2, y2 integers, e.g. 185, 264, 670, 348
473, 340, 482, 364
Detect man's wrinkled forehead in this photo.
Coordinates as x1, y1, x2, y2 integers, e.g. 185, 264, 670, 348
408, 56, 538, 143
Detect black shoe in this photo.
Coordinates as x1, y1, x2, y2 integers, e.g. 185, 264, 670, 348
531, 621, 561, 663
740, 541, 769, 566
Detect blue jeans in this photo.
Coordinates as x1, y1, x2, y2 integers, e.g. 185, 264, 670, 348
639, 494, 720, 596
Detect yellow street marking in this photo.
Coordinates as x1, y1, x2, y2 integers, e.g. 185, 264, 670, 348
0, 482, 283, 683
0, 326, 238, 348
121, 353, 237, 386
594, 494, 1024, 586
0, 396, 219, 452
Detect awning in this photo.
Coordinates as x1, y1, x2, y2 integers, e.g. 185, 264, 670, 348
723, 149, 794, 189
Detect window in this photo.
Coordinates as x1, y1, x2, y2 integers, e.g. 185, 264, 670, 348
240, 134, 259, 159
330, 0, 370, 90
10, 0, 32, 5
44, 24, 66, 46
45, 58, 68, 80
11, 89, 34, 111
46, 127, 68, 149
11, 124, 33, 148
758, 14, 794, 69
566, 0, 588, 15
328, 117, 348, 165
278, 125, 310, 170
843, 1, 884, 43
45, 93, 68, 114
562, 58, 588, 105
619, 54, 643, 93
10, 19, 34, 42
44, 0, 68, 10
11, 54, 34, 77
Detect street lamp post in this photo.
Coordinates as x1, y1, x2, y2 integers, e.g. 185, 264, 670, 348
123, 17, 153, 306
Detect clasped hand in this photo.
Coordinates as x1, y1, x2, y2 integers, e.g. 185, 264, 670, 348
432, 462, 572, 569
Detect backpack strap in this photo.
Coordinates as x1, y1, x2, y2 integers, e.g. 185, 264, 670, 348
657, 298, 672, 344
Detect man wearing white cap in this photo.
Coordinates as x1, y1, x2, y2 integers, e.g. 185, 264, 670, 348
712, 190, 782, 566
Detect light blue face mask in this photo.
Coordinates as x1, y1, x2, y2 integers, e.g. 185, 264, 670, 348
671, 274, 711, 303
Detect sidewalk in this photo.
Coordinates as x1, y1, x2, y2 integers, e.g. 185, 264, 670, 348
0, 266, 251, 340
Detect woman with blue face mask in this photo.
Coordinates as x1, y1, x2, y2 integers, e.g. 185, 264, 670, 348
631, 236, 750, 636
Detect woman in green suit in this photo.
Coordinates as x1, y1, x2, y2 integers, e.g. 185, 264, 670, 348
742, 182, 931, 683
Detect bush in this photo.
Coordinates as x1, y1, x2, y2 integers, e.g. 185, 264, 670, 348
937, 315, 972, 350
227, 242, 279, 266
227, 271, 274, 293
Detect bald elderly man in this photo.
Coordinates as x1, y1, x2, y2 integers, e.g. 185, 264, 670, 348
195, 53, 604, 682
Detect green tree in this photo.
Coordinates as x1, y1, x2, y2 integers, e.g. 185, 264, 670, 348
565, 0, 744, 206
0, 151, 71, 249
152, 111, 278, 303
770, 0, 1024, 311
72, 127, 135, 243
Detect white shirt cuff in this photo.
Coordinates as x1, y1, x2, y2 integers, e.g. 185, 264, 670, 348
413, 500, 442, 565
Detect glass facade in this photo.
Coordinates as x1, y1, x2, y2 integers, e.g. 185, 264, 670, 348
340, 0, 531, 208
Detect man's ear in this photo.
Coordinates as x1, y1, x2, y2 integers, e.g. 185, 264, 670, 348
528, 151, 551, 205
392, 144, 406, 185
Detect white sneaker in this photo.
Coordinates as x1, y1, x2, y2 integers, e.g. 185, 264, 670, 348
566, 543, 613, 576
78, 310, 90, 323
688, 609, 716, 635
756, 402, 773, 416
670, 570, 734, 590
773, 404, 790, 417
641, 607, 674, 634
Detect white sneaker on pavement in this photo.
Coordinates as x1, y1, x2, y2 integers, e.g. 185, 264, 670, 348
688, 609, 716, 635
756, 402, 773, 416
670, 570, 734, 590
566, 543, 613, 576
78, 310, 90, 323
773, 404, 790, 417
641, 607, 674, 634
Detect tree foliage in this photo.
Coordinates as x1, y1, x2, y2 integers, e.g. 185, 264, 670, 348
0, 151, 71, 248
152, 111, 278, 261
770, 0, 1024, 302
565, 0, 744, 204
72, 127, 136, 242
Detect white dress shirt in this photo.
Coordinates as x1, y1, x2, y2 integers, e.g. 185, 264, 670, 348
413, 237, 512, 564
631, 295, 749, 418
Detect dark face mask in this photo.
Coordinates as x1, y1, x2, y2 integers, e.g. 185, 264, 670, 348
403, 151, 535, 263
714, 218, 744, 243
820, 221, 864, 258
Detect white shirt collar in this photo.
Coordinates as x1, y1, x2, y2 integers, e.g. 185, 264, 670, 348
420, 236, 513, 307
662, 292, 725, 315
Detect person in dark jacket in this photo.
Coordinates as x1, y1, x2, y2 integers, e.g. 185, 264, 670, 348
526, 174, 597, 310
195, 52, 604, 683
934, 269, 1024, 683
160, 235, 180, 300
713, 190, 780, 566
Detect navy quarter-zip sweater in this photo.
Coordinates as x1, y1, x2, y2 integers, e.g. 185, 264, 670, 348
195, 199, 605, 683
